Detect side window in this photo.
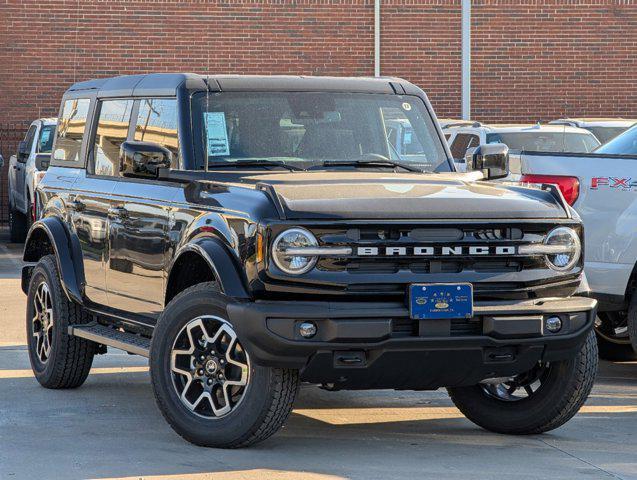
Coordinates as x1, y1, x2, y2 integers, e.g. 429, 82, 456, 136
92, 99, 134, 176
450, 133, 480, 159
53, 98, 91, 165
466, 134, 480, 150
24, 126, 37, 153
134, 98, 179, 167
38, 125, 56, 153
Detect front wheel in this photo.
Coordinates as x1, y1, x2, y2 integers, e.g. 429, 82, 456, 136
150, 282, 299, 448
448, 329, 598, 434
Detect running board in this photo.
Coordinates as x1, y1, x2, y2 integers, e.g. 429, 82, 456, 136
69, 323, 151, 357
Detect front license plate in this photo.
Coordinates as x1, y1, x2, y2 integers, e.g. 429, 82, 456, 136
409, 283, 473, 320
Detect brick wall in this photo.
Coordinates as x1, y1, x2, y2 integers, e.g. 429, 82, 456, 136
1, 0, 636, 221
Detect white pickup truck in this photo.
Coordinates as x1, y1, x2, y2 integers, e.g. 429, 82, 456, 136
7, 118, 56, 242
520, 125, 637, 359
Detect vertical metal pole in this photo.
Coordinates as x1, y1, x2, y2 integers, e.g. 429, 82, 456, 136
461, 0, 471, 119
374, 0, 381, 77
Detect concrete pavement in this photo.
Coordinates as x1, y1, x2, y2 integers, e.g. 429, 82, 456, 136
1, 231, 636, 480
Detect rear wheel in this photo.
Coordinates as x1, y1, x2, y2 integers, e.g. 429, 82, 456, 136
150, 282, 299, 448
448, 329, 597, 434
595, 312, 637, 361
9, 206, 27, 243
26, 255, 96, 388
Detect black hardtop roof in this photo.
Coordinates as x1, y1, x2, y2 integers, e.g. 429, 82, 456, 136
65, 73, 420, 98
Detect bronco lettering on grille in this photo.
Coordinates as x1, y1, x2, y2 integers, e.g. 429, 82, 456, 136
356, 246, 517, 256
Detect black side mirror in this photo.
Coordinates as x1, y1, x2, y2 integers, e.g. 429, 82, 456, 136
471, 143, 509, 180
119, 140, 172, 179
17, 141, 29, 161
35, 153, 51, 171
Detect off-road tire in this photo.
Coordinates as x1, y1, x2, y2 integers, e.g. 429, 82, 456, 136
9, 206, 27, 243
448, 329, 598, 434
26, 255, 96, 388
150, 282, 299, 448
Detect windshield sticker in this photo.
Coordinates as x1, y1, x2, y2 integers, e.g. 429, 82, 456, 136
204, 112, 230, 157
402, 102, 412, 111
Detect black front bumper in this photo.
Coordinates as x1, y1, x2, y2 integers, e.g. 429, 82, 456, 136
226, 296, 596, 390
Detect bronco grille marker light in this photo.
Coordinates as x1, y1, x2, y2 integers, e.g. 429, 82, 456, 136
520, 174, 580, 206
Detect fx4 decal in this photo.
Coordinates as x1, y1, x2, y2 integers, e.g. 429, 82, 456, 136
591, 177, 637, 191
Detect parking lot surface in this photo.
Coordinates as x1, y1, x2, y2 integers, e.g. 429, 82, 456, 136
1, 232, 636, 480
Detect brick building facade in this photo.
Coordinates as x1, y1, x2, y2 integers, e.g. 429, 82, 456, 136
1, 0, 636, 221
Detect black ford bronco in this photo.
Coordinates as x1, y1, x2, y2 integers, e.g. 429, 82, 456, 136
22, 74, 598, 448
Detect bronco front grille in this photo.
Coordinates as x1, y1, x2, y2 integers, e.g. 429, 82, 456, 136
312, 224, 549, 274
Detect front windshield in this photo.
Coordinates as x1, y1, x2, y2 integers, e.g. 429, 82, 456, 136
594, 125, 637, 155
192, 92, 450, 172
486, 132, 599, 153
38, 125, 55, 153
585, 126, 631, 144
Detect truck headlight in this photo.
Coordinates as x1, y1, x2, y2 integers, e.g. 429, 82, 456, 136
271, 228, 318, 275
544, 227, 581, 271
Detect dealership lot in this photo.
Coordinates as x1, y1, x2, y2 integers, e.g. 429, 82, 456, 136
0, 233, 636, 480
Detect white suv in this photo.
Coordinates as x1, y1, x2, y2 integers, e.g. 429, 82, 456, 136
444, 123, 601, 174
549, 118, 637, 144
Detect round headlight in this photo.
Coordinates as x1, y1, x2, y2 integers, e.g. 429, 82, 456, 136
544, 227, 581, 271
271, 228, 318, 275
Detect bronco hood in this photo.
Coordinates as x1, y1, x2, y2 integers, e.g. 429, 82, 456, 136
224, 171, 568, 220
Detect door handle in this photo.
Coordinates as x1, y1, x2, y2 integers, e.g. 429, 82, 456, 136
69, 200, 85, 212
108, 206, 129, 219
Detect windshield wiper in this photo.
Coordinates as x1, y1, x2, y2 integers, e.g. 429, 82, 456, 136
207, 160, 304, 171
311, 154, 422, 172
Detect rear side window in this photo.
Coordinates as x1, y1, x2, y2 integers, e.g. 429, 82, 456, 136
92, 99, 134, 176
134, 98, 179, 167
450, 133, 480, 159
53, 98, 91, 166
38, 125, 55, 153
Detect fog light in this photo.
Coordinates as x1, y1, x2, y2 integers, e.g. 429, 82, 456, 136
299, 322, 317, 338
545, 316, 562, 333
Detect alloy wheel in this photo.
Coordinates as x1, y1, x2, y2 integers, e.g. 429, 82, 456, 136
480, 362, 552, 402
170, 316, 250, 418
595, 312, 632, 344
32, 281, 54, 363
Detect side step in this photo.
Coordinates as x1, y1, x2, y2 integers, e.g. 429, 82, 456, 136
69, 323, 151, 358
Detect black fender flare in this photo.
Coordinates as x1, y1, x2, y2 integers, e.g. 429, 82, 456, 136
169, 237, 251, 300
23, 217, 85, 304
